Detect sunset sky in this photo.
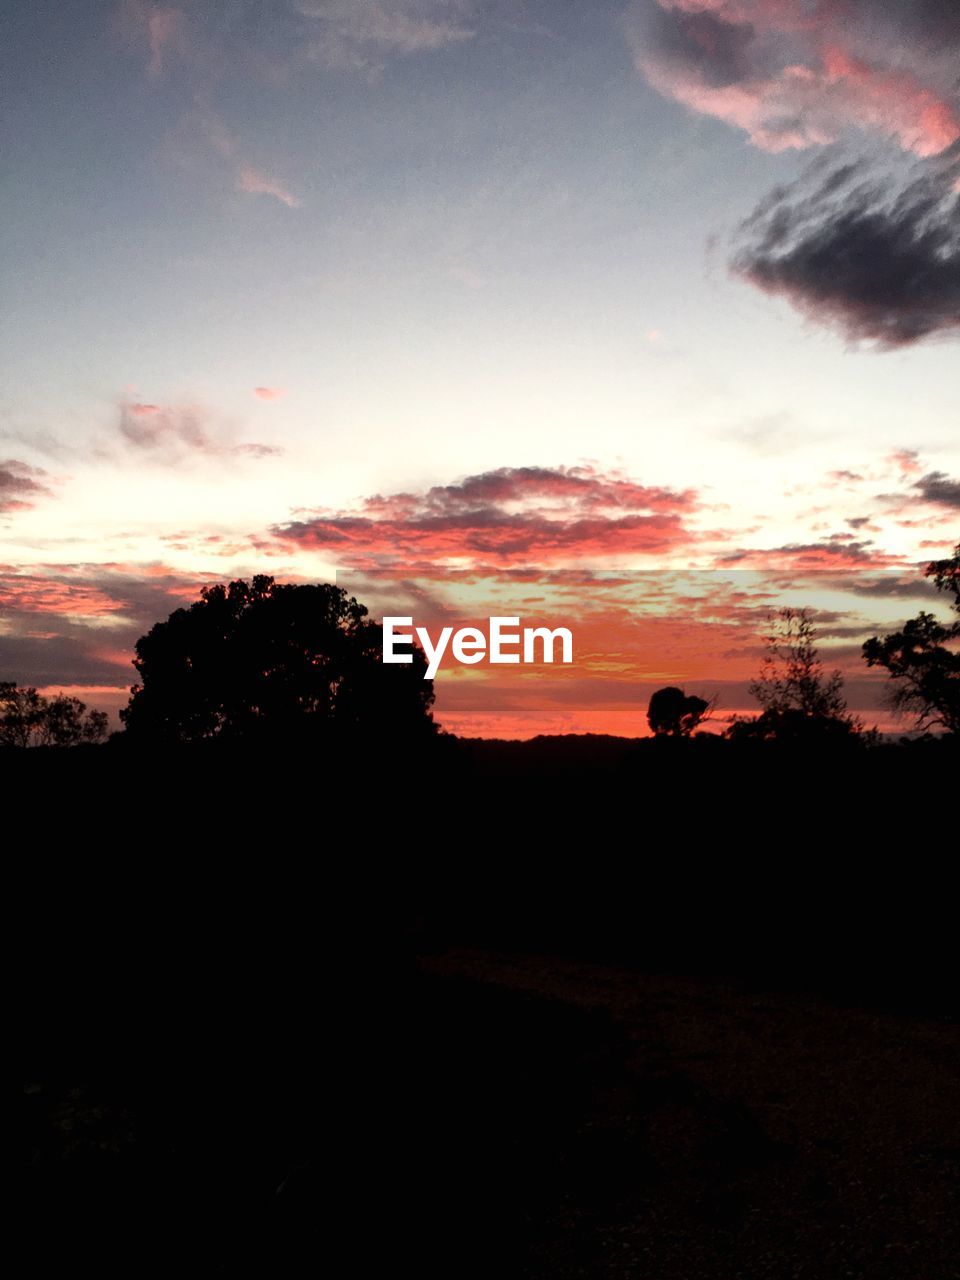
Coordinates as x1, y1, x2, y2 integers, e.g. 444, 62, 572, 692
2, 0, 958, 735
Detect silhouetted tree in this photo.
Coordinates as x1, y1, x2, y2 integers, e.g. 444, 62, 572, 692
862, 544, 960, 736
647, 686, 711, 737
0, 682, 43, 747
119, 575, 436, 744
0, 683, 108, 747
40, 695, 110, 746
728, 607, 864, 741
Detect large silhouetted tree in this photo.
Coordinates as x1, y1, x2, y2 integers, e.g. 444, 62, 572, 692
119, 575, 436, 744
647, 686, 711, 737
728, 607, 864, 741
862, 544, 960, 736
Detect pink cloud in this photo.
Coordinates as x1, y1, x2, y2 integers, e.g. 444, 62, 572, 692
146, 4, 185, 77
887, 448, 923, 475
253, 386, 287, 401
116, 397, 280, 463
0, 459, 54, 515
628, 0, 960, 157
237, 165, 301, 209
119, 1, 188, 77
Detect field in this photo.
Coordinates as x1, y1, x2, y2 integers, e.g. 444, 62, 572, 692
16, 733, 959, 1276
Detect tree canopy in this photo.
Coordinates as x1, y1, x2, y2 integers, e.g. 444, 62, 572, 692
862, 544, 960, 736
119, 575, 436, 744
647, 686, 711, 737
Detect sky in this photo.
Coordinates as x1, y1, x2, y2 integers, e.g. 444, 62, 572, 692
1, 0, 958, 736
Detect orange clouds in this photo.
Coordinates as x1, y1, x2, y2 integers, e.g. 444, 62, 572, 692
0, 573, 126, 618
3, 452, 954, 737
337, 565, 915, 737
273, 466, 704, 568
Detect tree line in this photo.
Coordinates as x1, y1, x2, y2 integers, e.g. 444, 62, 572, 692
646, 543, 959, 741
1, 544, 957, 747
0, 684, 108, 748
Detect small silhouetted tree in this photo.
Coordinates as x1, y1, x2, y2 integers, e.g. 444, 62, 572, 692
0, 683, 108, 747
862, 543, 960, 736
728, 607, 863, 740
39, 695, 110, 746
647, 686, 711, 737
119, 575, 436, 744
0, 682, 43, 747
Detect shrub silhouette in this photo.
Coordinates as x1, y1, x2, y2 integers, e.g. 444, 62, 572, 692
119, 575, 436, 744
647, 686, 711, 737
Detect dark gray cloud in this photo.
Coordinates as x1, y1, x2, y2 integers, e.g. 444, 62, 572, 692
913, 470, 960, 508
715, 537, 897, 569
0, 633, 135, 689
637, 3, 755, 90
845, 575, 942, 600
731, 149, 960, 346
860, 0, 960, 48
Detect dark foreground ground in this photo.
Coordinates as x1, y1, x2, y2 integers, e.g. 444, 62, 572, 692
15, 734, 960, 1275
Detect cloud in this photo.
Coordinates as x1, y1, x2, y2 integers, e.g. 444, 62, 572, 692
888, 448, 923, 475
145, 3, 186, 76
845, 574, 942, 601
124, 0, 480, 77
0, 562, 221, 691
627, 0, 960, 156
193, 111, 302, 208
253, 385, 288, 401
272, 465, 704, 567
117, 398, 280, 463
716, 537, 901, 570
233, 442, 285, 458
0, 459, 54, 515
296, 0, 477, 72
912, 470, 960, 509
627, 3, 960, 346
237, 165, 301, 208
118, 1, 191, 77
730, 149, 960, 346
121, 8, 302, 209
